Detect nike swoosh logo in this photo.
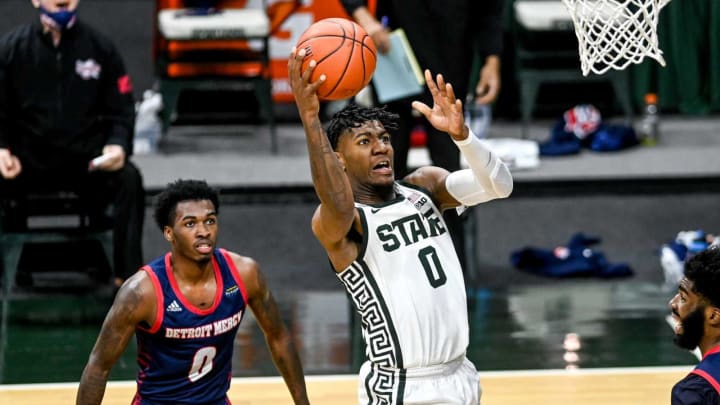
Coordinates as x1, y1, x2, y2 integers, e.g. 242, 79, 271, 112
371, 208, 381, 214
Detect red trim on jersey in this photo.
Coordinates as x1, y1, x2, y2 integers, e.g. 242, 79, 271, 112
220, 248, 249, 304
691, 369, 720, 395
165, 253, 223, 315
225, 370, 233, 404
703, 345, 720, 359
137, 264, 164, 333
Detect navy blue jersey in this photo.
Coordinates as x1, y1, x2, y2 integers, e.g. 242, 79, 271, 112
672, 345, 720, 404
132, 249, 248, 405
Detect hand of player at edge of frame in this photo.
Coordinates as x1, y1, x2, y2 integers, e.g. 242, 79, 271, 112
411, 70, 468, 142
0, 147, 22, 179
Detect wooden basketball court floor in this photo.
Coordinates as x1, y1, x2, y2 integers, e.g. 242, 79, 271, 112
1, 280, 700, 404
0, 230, 705, 403
0, 245, 702, 404
0, 366, 691, 404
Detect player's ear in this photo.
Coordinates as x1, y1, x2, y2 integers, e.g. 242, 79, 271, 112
335, 152, 347, 171
163, 226, 174, 242
707, 306, 720, 326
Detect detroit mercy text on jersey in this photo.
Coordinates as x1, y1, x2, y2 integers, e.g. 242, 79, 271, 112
134, 248, 248, 405
338, 182, 470, 370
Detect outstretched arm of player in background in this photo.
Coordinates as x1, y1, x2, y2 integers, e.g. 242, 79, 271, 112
287, 48, 358, 264
410, 70, 513, 211
76, 272, 155, 405
232, 253, 310, 404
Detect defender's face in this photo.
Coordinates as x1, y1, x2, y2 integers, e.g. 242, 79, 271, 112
669, 277, 707, 350
337, 120, 394, 187
32, 0, 79, 12
165, 199, 218, 262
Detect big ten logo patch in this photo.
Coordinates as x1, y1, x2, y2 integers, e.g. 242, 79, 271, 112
407, 192, 428, 211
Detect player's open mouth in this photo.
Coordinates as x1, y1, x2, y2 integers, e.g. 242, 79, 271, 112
196, 243, 213, 254
372, 161, 391, 174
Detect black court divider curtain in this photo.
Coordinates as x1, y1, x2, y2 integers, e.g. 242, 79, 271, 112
631, 0, 720, 114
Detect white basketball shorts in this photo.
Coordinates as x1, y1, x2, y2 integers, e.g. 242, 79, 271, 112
358, 356, 481, 404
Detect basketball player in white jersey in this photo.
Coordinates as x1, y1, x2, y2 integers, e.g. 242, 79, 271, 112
288, 48, 513, 404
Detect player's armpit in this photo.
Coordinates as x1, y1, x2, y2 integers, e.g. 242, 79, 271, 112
90, 274, 155, 363
312, 203, 353, 244
312, 205, 361, 272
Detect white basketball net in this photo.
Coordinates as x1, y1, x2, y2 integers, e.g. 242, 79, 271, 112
562, 0, 671, 75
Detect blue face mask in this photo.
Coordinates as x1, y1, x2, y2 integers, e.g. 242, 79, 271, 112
39, 6, 77, 30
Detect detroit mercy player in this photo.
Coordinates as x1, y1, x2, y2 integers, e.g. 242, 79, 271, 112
77, 179, 309, 405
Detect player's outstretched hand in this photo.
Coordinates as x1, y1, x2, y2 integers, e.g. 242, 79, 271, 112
412, 70, 468, 142
288, 47, 325, 119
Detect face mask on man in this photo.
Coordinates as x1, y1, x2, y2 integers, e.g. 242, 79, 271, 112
39, 6, 77, 30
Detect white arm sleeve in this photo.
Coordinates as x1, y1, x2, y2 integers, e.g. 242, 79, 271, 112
445, 129, 513, 206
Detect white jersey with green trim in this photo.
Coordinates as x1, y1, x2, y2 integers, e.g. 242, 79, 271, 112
337, 181, 469, 370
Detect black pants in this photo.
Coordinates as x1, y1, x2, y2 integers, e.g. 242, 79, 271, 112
0, 162, 145, 281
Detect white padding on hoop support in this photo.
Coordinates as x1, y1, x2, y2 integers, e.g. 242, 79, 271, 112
562, 0, 671, 76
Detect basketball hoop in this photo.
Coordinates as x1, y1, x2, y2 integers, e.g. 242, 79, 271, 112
562, 0, 671, 76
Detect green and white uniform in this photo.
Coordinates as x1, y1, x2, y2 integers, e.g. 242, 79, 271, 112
337, 182, 480, 404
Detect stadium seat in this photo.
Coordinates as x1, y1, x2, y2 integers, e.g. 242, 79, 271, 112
154, 0, 278, 152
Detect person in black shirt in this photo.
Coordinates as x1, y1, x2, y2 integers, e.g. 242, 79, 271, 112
340, 0, 505, 277
669, 246, 720, 404
0, 0, 144, 286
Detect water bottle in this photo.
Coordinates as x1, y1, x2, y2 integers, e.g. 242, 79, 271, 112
464, 96, 491, 139
638, 93, 659, 146
134, 90, 163, 154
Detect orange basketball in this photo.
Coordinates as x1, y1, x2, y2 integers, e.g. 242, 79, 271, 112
296, 18, 377, 101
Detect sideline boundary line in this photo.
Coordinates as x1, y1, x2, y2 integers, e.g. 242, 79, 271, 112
0, 365, 694, 391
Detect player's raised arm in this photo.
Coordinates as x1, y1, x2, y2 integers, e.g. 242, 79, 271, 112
288, 48, 356, 249
76, 272, 155, 405
410, 69, 513, 211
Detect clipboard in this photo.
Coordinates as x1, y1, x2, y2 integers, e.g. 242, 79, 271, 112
372, 29, 425, 103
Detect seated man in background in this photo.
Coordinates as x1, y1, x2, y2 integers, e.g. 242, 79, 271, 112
0, 0, 144, 286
